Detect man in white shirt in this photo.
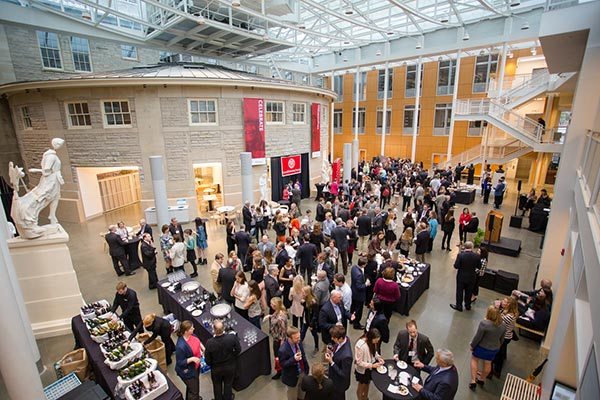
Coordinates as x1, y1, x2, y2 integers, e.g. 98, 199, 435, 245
333, 273, 352, 314
323, 212, 336, 237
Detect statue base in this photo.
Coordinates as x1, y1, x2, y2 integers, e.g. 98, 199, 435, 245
8, 229, 85, 338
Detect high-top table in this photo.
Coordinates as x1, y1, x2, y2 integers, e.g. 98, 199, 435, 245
156, 278, 271, 390
371, 359, 421, 400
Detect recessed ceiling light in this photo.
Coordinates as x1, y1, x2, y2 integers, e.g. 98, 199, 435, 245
521, 21, 530, 30
344, 7, 354, 15
462, 30, 470, 41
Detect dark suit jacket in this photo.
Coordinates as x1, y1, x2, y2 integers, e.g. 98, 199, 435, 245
105, 232, 127, 257
367, 311, 390, 343
140, 240, 157, 269
296, 242, 317, 271
453, 250, 481, 282
264, 274, 282, 306
420, 364, 459, 400
316, 203, 326, 222
331, 226, 350, 251
168, 223, 184, 240
132, 316, 172, 348
338, 208, 350, 222
465, 217, 479, 233
319, 301, 349, 345
392, 330, 434, 365
415, 230, 429, 255
329, 339, 353, 392
136, 224, 153, 237
275, 248, 290, 268
217, 267, 237, 303
301, 375, 334, 400
279, 340, 310, 387
350, 265, 367, 302
242, 206, 252, 227
357, 215, 372, 237
234, 231, 251, 257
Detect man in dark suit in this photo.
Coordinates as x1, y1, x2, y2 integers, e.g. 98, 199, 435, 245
393, 320, 434, 369
412, 349, 459, 400
318, 290, 352, 345
204, 320, 241, 400
364, 298, 389, 348
110, 281, 141, 330
296, 235, 317, 280
264, 265, 283, 313
242, 201, 252, 232
168, 217, 183, 240
279, 326, 309, 400
356, 210, 372, 252
136, 218, 152, 237
371, 208, 385, 236
450, 241, 480, 312
331, 220, 351, 274
217, 263, 237, 304
105, 225, 133, 276
324, 326, 353, 400
275, 242, 290, 269
140, 233, 159, 289
316, 198, 326, 222
234, 228, 251, 266
414, 223, 429, 263
350, 257, 368, 330
315, 252, 334, 288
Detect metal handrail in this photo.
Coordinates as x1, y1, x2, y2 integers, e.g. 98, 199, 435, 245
496, 71, 551, 105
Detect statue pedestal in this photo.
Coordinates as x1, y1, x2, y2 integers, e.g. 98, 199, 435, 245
8, 230, 84, 338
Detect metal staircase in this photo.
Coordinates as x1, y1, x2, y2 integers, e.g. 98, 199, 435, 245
266, 55, 283, 80
490, 71, 576, 109
441, 136, 533, 169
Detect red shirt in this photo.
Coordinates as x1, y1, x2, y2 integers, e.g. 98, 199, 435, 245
185, 335, 202, 369
459, 213, 472, 226
373, 278, 401, 303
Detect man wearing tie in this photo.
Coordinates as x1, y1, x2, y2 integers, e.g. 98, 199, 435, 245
350, 257, 369, 330
279, 326, 309, 400
412, 349, 459, 400
318, 290, 354, 345
393, 320, 434, 370
324, 326, 353, 400
136, 218, 152, 237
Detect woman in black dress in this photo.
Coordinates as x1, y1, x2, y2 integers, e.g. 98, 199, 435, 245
278, 257, 297, 308
225, 220, 236, 254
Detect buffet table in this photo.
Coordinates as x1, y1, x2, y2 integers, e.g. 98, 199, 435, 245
395, 263, 431, 316
371, 360, 421, 400
454, 188, 476, 205
157, 278, 271, 390
71, 316, 183, 400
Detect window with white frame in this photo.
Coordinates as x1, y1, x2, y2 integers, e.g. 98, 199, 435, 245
437, 60, 456, 95
333, 75, 343, 102
189, 99, 217, 125
265, 101, 284, 124
405, 64, 423, 97
70, 37, 92, 72
66, 102, 91, 127
377, 69, 393, 99
333, 109, 343, 134
102, 100, 132, 126
468, 120, 487, 136
352, 107, 366, 134
353, 72, 367, 101
376, 108, 391, 134
21, 107, 32, 129
120, 45, 138, 60
37, 31, 62, 69
473, 54, 498, 93
403, 105, 420, 134
434, 103, 452, 135
292, 103, 306, 124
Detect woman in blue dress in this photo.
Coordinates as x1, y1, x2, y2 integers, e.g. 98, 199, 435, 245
194, 217, 208, 265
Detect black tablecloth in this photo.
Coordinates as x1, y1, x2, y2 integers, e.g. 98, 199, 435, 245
454, 189, 476, 205
315, 183, 325, 200
157, 278, 271, 390
125, 237, 142, 269
71, 316, 183, 400
371, 360, 421, 400
394, 264, 431, 316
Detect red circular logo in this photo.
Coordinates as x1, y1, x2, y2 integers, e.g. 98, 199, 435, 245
288, 158, 296, 169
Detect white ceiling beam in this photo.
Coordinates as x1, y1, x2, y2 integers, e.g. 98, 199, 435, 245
387, 0, 461, 27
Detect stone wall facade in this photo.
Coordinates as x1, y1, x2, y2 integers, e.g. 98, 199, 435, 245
7, 83, 332, 221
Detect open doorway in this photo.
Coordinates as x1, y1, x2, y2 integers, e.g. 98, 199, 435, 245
193, 163, 223, 213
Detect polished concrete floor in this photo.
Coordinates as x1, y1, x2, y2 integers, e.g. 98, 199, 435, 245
2, 181, 549, 400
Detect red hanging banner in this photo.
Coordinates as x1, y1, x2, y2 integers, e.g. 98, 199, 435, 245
311, 103, 321, 158
281, 155, 301, 177
243, 98, 266, 165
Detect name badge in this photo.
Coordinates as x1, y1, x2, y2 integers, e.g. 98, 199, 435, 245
408, 351, 416, 357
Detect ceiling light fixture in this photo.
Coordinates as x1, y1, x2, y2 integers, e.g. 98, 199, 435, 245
440, 14, 449, 23
521, 21, 530, 30
343, 40, 351, 45
387, 31, 395, 36
344, 7, 354, 15
297, 22, 306, 29
376, 49, 382, 56
479, 49, 485, 56
462, 30, 470, 41
510, 0, 521, 6
343, 56, 348, 62
231, 0, 241, 7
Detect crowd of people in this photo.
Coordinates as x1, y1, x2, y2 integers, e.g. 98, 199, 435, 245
101, 157, 554, 400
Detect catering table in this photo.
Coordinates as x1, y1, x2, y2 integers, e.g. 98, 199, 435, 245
71, 316, 183, 400
454, 188, 476, 205
394, 263, 431, 316
371, 359, 421, 400
156, 278, 271, 390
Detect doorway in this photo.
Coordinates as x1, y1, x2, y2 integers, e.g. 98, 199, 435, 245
193, 163, 223, 213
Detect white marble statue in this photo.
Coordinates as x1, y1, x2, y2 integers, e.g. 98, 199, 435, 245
9, 138, 65, 239
321, 158, 332, 183
259, 170, 269, 201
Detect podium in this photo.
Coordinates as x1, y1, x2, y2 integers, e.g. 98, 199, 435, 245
485, 210, 503, 243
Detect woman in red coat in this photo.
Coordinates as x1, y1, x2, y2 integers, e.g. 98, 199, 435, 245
458, 207, 472, 244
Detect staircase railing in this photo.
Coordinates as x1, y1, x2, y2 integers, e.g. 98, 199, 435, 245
496, 71, 550, 105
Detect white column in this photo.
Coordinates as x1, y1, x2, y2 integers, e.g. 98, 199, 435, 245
240, 152, 254, 205
353, 66, 361, 170
380, 62, 390, 156
446, 51, 462, 161
343, 143, 352, 183
0, 208, 46, 400
411, 57, 423, 162
352, 139, 359, 174
496, 43, 508, 97
330, 71, 335, 162
149, 156, 170, 228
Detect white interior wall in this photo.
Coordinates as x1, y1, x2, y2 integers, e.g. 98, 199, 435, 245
76, 166, 138, 219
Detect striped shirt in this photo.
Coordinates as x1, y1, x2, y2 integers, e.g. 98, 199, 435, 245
502, 312, 517, 339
